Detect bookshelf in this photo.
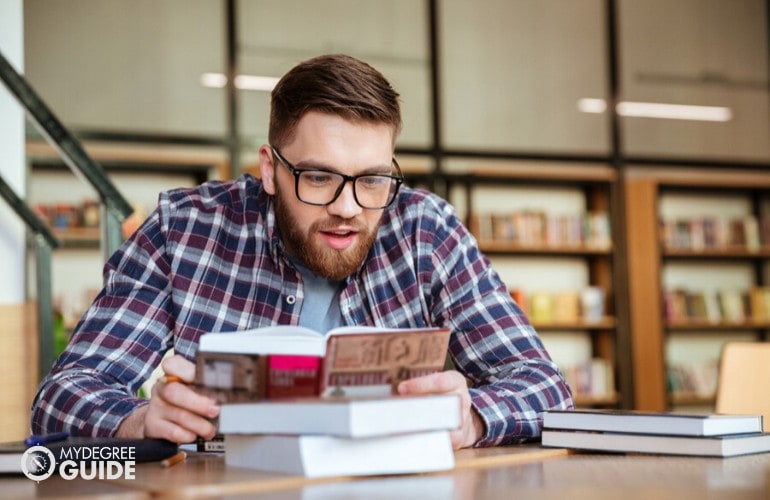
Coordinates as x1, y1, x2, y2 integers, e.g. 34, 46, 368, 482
444, 160, 628, 408
625, 167, 770, 411
26, 142, 229, 331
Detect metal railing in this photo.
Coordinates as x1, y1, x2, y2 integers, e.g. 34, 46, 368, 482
0, 50, 133, 379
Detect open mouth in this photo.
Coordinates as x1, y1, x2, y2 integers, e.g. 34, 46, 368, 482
319, 227, 359, 250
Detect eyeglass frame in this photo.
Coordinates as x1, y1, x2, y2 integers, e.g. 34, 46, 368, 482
271, 146, 404, 209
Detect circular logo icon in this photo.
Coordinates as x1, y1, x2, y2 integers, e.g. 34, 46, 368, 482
21, 445, 56, 482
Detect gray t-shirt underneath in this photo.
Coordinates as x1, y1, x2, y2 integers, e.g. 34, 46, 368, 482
293, 260, 344, 332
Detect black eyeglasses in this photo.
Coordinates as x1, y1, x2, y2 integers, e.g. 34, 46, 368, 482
271, 147, 404, 209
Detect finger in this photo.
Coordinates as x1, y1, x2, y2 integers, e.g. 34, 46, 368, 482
143, 414, 197, 443
144, 406, 217, 443
398, 371, 465, 395
153, 379, 220, 419
146, 387, 219, 442
161, 354, 197, 383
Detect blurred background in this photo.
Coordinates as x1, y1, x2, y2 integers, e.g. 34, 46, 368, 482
2, 0, 769, 440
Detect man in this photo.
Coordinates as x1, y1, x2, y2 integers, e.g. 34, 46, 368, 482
32, 54, 573, 448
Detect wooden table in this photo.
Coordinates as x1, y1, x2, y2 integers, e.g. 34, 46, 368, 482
2, 445, 768, 499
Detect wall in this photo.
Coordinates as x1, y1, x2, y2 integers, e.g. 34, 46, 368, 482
0, 0, 36, 441
0, 0, 25, 303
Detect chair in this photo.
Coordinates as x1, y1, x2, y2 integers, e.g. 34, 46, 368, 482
715, 342, 770, 427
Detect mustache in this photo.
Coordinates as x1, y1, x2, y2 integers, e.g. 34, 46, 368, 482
311, 217, 367, 232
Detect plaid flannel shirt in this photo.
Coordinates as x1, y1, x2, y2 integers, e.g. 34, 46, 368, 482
31, 174, 573, 446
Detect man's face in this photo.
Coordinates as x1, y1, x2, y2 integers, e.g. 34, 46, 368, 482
259, 111, 396, 281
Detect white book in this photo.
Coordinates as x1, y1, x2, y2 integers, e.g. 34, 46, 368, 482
543, 410, 763, 436
542, 429, 770, 458
219, 394, 461, 438
224, 430, 455, 478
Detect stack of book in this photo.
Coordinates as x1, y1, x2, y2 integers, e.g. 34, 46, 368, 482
195, 325, 459, 477
220, 394, 459, 477
541, 409, 770, 457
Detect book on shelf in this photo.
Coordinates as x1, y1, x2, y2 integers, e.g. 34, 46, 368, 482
552, 291, 580, 323
541, 429, 770, 458
523, 288, 608, 325
194, 325, 450, 402
224, 429, 455, 478
661, 214, 766, 252
719, 289, 748, 323
471, 211, 610, 248
749, 286, 770, 322
543, 409, 763, 436
667, 362, 719, 400
561, 358, 615, 401
528, 291, 553, 324
218, 393, 461, 438
662, 287, 770, 325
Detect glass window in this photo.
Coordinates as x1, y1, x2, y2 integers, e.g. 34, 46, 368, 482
619, 0, 770, 162
236, 0, 431, 150
24, 0, 227, 136
439, 0, 610, 154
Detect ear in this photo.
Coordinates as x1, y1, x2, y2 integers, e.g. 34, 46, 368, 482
258, 145, 276, 195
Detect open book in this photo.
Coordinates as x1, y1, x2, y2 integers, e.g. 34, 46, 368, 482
195, 325, 450, 401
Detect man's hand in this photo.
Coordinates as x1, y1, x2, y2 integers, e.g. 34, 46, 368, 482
115, 354, 220, 443
397, 370, 484, 449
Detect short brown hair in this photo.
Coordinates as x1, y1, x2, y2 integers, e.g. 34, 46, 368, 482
268, 54, 402, 148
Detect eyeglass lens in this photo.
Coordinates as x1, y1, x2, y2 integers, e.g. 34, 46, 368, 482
296, 170, 397, 208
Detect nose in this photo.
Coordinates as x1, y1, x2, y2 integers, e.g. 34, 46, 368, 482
327, 180, 362, 219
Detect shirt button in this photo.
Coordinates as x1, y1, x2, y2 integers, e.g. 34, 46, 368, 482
286, 295, 296, 305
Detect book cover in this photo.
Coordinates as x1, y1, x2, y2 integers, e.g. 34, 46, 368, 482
321, 327, 449, 397
195, 326, 450, 402
224, 429, 454, 478
529, 291, 553, 324
719, 290, 747, 323
218, 393, 461, 438
542, 429, 770, 458
552, 291, 580, 323
543, 409, 763, 436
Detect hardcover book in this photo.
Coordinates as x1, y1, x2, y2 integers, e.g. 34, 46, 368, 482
218, 393, 461, 438
541, 429, 770, 458
194, 325, 450, 402
543, 409, 763, 436
224, 429, 455, 478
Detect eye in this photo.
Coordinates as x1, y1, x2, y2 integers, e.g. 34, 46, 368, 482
301, 171, 337, 186
358, 175, 390, 189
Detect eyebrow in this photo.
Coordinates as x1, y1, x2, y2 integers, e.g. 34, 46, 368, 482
292, 159, 394, 176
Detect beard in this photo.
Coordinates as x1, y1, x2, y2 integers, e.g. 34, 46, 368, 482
272, 187, 380, 281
